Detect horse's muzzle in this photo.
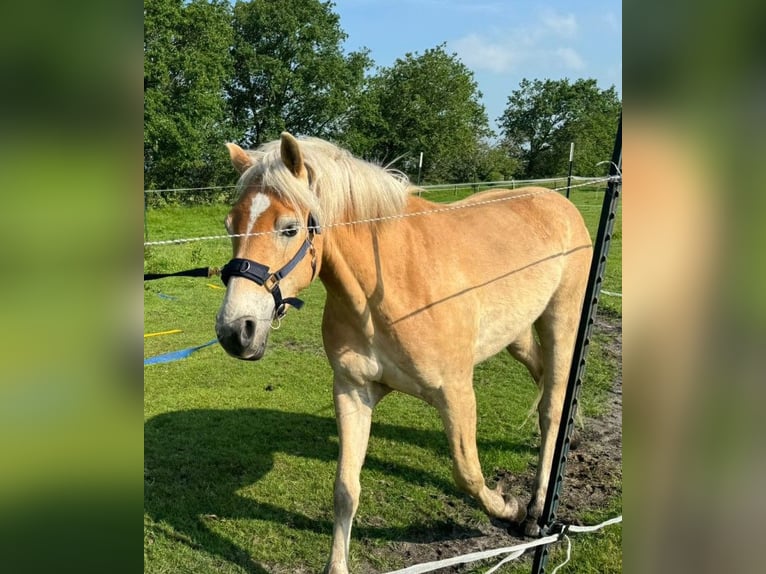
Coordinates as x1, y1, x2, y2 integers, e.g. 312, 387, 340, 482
215, 316, 267, 360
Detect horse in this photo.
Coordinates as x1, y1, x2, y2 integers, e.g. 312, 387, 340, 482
215, 133, 592, 574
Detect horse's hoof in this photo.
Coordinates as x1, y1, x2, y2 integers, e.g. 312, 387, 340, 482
324, 562, 349, 574
502, 493, 527, 523
523, 517, 541, 537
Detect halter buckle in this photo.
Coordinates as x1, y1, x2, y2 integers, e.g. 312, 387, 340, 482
263, 274, 279, 293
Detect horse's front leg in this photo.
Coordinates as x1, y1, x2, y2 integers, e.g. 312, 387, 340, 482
325, 377, 387, 574
437, 379, 526, 524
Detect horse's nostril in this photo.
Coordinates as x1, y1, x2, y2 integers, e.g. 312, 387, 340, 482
241, 318, 256, 345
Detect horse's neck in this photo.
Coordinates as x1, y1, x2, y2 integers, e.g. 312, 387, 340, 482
317, 194, 434, 300
318, 225, 388, 329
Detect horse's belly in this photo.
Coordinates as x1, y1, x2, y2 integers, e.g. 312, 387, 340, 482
377, 351, 444, 401
472, 289, 552, 364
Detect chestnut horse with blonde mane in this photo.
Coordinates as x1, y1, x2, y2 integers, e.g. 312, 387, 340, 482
215, 133, 592, 574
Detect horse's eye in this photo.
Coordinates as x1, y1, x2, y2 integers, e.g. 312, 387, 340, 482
280, 226, 298, 238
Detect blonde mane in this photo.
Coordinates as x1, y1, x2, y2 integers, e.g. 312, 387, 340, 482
237, 137, 413, 227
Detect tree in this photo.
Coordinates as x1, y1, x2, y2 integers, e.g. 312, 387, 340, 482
227, 0, 371, 147
498, 78, 621, 178
473, 143, 520, 182
144, 0, 236, 196
342, 44, 491, 183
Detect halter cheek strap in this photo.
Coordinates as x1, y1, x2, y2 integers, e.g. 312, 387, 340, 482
220, 214, 321, 319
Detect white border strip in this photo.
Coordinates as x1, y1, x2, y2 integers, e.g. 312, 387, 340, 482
382, 515, 622, 574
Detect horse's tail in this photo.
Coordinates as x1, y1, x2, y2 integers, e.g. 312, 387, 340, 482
517, 386, 543, 431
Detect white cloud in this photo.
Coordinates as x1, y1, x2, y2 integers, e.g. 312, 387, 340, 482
453, 33, 586, 75
452, 34, 520, 74
451, 9, 588, 75
441, 1, 508, 15
555, 47, 585, 71
541, 9, 578, 38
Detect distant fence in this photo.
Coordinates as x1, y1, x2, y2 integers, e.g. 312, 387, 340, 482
416, 176, 604, 196
144, 175, 606, 199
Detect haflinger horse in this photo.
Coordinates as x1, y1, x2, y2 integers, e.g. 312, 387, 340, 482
215, 133, 592, 574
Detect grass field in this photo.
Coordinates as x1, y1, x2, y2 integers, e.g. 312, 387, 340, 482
144, 185, 621, 573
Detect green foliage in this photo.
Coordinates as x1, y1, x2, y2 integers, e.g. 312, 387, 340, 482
473, 141, 520, 182
228, 0, 371, 146
144, 5, 620, 209
144, 0, 370, 195
341, 44, 492, 183
144, 0, 237, 193
498, 78, 621, 179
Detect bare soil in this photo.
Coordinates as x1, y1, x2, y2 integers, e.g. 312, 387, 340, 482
369, 314, 622, 572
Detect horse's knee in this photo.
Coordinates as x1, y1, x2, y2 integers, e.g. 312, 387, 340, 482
334, 475, 360, 516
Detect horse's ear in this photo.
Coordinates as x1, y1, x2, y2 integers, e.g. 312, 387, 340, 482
280, 132, 306, 179
226, 143, 252, 175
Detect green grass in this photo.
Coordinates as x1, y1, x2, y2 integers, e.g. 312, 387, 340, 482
144, 186, 621, 573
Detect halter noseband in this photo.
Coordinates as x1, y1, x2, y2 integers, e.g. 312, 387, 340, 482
220, 213, 321, 319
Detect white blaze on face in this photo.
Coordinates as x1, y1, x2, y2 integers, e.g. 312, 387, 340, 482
216, 191, 275, 329
247, 193, 271, 235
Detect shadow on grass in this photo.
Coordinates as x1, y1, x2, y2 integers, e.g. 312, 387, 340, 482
144, 408, 535, 573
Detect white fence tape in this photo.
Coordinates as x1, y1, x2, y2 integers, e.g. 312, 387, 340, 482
548, 535, 572, 574
381, 515, 622, 574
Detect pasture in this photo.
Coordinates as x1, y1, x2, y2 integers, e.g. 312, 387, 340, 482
144, 185, 621, 573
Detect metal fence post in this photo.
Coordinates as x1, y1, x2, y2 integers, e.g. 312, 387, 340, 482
530, 114, 621, 574
566, 142, 574, 198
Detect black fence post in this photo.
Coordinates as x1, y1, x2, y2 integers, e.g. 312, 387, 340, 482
566, 142, 574, 199
530, 113, 621, 574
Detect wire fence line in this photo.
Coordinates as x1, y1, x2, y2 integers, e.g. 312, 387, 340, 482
144, 184, 240, 194
143, 176, 618, 247
143, 175, 608, 195
415, 176, 607, 195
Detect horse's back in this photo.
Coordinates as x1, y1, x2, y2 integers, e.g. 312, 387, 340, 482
370, 187, 591, 371
407, 186, 590, 274
454, 186, 588, 234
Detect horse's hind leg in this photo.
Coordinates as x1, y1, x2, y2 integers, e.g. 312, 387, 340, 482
436, 377, 526, 523
325, 378, 388, 574
523, 295, 583, 536
508, 327, 544, 387
508, 328, 582, 442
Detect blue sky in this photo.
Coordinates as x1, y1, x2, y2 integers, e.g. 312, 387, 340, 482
333, 0, 622, 134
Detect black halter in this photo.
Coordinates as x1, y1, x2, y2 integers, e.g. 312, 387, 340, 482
220, 213, 321, 319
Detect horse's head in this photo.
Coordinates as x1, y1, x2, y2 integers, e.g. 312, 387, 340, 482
215, 133, 323, 360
